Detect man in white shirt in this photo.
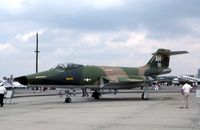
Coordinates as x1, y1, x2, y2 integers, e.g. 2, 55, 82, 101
0, 86, 7, 107
181, 82, 193, 109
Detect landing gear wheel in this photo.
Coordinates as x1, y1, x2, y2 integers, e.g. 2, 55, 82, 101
94, 94, 100, 99
92, 91, 101, 99
65, 98, 71, 103
142, 92, 148, 100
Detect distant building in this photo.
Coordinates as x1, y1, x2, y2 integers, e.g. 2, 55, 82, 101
198, 69, 200, 79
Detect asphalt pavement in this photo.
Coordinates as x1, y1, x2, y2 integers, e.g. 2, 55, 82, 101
0, 89, 200, 130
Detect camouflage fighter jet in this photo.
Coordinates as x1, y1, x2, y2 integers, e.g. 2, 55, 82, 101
14, 49, 188, 102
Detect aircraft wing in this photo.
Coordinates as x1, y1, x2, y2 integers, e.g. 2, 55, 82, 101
99, 75, 148, 89
100, 75, 146, 88
117, 77, 145, 83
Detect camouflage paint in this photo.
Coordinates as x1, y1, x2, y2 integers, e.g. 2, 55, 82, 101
80, 66, 106, 85
14, 49, 188, 88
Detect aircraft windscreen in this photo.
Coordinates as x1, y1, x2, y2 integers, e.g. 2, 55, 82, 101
54, 63, 83, 70
54, 64, 65, 70
66, 63, 83, 68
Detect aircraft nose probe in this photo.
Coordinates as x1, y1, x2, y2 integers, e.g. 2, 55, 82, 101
14, 76, 28, 85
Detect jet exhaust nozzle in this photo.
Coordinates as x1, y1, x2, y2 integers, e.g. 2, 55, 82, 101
161, 68, 172, 75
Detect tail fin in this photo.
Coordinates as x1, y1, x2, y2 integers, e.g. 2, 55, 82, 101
147, 49, 188, 68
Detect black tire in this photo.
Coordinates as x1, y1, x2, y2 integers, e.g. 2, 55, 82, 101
94, 95, 100, 99
65, 98, 71, 103
92, 92, 100, 99
142, 92, 148, 100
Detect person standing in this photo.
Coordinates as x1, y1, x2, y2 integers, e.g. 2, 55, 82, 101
0, 86, 7, 107
154, 83, 159, 90
181, 82, 193, 109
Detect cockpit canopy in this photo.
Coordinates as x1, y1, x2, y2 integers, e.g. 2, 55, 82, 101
54, 63, 83, 71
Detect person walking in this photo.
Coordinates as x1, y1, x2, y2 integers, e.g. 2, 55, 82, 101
181, 82, 193, 109
0, 86, 7, 107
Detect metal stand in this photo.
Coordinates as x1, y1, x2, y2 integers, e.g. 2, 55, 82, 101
196, 89, 200, 120
4, 90, 14, 104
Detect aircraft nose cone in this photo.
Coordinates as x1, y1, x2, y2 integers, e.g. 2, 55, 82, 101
14, 76, 28, 85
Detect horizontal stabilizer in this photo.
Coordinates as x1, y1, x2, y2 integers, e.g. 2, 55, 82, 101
152, 49, 188, 56
170, 51, 188, 55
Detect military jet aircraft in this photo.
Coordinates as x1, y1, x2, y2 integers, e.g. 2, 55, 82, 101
178, 75, 200, 85
14, 49, 188, 102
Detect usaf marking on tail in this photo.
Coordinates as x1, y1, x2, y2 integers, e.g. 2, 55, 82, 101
14, 49, 188, 103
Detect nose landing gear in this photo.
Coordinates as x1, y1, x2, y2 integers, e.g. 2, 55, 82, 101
65, 95, 71, 103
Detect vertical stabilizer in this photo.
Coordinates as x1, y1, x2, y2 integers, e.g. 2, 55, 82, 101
147, 49, 188, 68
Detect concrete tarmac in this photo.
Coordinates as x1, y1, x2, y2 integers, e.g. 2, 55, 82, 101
0, 92, 200, 130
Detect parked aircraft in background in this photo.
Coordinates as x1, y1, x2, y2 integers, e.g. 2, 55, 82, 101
155, 75, 200, 86
178, 75, 200, 85
14, 49, 188, 103
155, 76, 178, 86
1, 75, 26, 89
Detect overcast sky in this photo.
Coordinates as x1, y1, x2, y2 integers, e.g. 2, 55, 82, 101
0, 0, 200, 78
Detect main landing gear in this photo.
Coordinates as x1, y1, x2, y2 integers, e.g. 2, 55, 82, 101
92, 90, 101, 99
142, 84, 149, 100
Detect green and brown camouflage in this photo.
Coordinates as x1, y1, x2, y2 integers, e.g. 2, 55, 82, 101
14, 49, 188, 89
